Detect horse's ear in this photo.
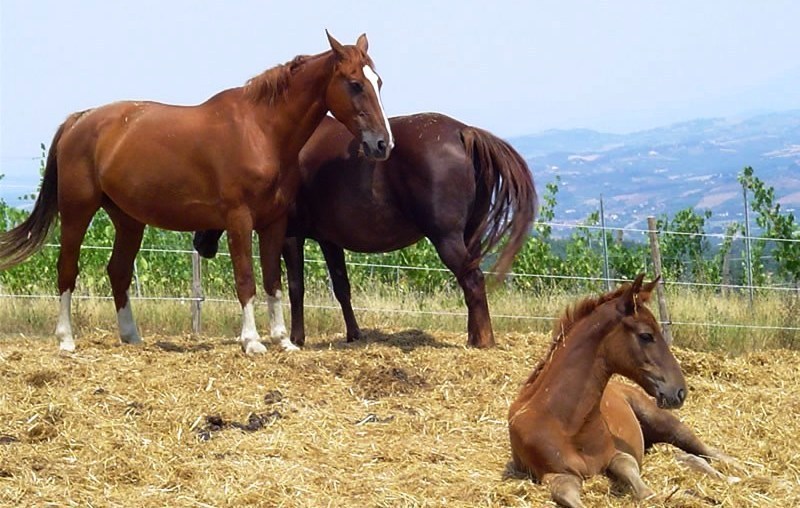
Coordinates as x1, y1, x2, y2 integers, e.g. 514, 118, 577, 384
356, 33, 369, 53
326, 29, 346, 60
638, 274, 661, 303
619, 273, 646, 315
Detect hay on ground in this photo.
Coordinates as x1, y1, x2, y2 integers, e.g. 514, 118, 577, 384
1, 329, 798, 507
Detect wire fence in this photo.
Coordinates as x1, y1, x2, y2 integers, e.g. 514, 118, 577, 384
1, 218, 798, 341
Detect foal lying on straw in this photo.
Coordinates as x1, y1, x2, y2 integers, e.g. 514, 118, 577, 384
509, 274, 740, 507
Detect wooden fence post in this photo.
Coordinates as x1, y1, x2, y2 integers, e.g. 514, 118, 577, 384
721, 249, 731, 296
191, 251, 203, 335
647, 216, 674, 345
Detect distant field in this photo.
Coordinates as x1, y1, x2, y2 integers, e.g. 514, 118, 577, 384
1, 329, 798, 507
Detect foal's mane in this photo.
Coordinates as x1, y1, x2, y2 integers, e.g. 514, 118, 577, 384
243, 54, 317, 105
523, 283, 630, 385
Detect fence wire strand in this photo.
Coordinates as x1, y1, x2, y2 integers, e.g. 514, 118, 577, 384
2, 218, 798, 339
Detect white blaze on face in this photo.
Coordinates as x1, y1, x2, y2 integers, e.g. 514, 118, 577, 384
362, 65, 394, 150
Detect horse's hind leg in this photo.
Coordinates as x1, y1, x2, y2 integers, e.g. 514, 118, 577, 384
430, 233, 494, 348
105, 206, 145, 345
607, 451, 656, 501
319, 240, 361, 342
56, 209, 97, 352
542, 473, 586, 508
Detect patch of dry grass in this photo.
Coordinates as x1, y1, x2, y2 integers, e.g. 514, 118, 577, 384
1, 329, 798, 507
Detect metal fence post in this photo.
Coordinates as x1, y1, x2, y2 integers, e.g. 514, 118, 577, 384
600, 194, 611, 291
647, 216, 674, 345
742, 184, 755, 310
191, 251, 203, 335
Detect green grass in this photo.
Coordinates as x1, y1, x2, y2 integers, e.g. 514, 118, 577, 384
2, 285, 797, 354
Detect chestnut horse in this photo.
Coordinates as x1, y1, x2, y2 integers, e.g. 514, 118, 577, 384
193, 113, 538, 348
509, 274, 736, 507
0, 31, 393, 354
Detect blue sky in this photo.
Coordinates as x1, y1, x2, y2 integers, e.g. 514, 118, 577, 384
2, 0, 800, 198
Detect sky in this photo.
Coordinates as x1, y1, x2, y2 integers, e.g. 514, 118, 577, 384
2, 0, 800, 198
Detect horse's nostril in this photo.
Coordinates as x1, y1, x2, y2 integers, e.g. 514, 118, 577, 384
377, 139, 386, 152
677, 388, 686, 403
362, 141, 370, 154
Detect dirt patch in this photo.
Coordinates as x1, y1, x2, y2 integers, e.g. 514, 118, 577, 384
197, 411, 282, 441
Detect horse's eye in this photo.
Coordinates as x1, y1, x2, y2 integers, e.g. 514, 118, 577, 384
349, 81, 364, 93
639, 332, 655, 343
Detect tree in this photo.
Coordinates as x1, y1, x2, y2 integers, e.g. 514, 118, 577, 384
739, 166, 800, 286
657, 208, 716, 282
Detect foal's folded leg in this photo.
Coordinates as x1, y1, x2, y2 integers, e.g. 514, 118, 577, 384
607, 452, 656, 501
542, 473, 586, 508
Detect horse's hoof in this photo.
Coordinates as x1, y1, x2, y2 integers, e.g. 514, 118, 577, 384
59, 341, 76, 353
275, 337, 300, 352
638, 488, 657, 502
121, 335, 143, 346
243, 340, 267, 355
469, 340, 496, 349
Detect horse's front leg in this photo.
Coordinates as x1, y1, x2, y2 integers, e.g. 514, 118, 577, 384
319, 240, 361, 342
607, 452, 655, 501
542, 473, 586, 508
258, 217, 298, 352
282, 236, 307, 346
226, 212, 266, 354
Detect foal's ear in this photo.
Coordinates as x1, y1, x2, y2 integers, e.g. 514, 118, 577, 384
638, 275, 661, 303
619, 273, 646, 315
326, 30, 346, 59
356, 33, 369, 53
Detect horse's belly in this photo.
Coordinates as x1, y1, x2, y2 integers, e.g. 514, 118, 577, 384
99, 164, 226, 231
107, 189, 224, 231
317, 220, 421, 253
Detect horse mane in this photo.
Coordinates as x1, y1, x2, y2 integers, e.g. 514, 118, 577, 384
243, 54, 316, 105
523, 283, 631, 385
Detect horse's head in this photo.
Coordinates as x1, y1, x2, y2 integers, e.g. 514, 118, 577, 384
605, 274, 687, 409
324, 31, 394, 161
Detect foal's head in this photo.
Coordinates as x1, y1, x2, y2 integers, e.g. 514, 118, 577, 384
324, 31, 394, 161
604, 274, 687, 409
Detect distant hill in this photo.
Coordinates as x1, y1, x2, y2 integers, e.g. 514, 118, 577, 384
3, 111, 799, 235
509, 110, 800, 234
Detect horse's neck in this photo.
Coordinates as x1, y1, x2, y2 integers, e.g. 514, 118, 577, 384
262, 53, 336, 159
534, 309, 620, 432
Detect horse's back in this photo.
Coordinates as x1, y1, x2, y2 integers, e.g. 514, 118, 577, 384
294, 113, 476, 251
53, 93, 267, 231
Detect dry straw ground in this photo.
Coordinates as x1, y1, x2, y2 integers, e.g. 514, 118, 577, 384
1, 329, 798, 507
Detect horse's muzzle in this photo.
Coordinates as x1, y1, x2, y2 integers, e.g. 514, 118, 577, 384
656, 385, 687, 409
361, 132, 393, 161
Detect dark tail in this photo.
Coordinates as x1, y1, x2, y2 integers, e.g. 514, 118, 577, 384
461, 127, 538, 279
0, 115, 75, 270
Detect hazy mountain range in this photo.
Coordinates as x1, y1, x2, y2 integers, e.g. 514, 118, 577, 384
509, 110, 800, 234
3, 110, 799, 237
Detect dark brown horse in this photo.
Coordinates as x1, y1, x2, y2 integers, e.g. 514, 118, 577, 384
508, 274, 737, 507
0, 32, 393, 354
193, 112, 538, 348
